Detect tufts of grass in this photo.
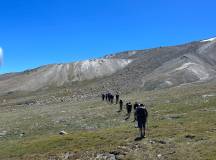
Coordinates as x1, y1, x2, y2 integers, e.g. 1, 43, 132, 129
1, 82, 216, 159
0, 125, 135, 159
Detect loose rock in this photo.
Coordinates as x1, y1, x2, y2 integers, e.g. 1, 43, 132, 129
59, 131, 68, 135
96, 153, 116, 160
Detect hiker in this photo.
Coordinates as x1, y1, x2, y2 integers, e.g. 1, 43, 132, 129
102, 94, 105, 101
108, 93, 111, 102
115, 94, 119, 104
135, 104, 148, 138
110, 94, 114, 104
105, 93, 108, 101
118, 99, 123, 112
125, 102, 132, 120
133, 102, 139, 122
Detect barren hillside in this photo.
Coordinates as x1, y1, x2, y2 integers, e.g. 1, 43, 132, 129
0, 37, 216, 94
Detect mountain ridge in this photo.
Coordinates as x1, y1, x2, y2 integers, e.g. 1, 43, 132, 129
0, 37, 216, 94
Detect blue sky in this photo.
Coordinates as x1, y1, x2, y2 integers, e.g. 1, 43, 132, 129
0, 0, 216, 73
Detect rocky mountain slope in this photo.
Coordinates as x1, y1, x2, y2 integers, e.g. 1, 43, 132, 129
0, 37, 216, 94
0, 59, 132, 93
142, 38, 216, 90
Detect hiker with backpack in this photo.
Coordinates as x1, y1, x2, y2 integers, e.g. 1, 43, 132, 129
125, 102, 132, 120
135, 104, 148, 138
110, 94, 114, 104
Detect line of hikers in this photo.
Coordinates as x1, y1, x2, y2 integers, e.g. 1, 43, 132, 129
101, 93, 148, 139
102, 93, 119, 104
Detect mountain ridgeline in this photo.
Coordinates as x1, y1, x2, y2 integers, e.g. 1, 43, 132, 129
0, 37, 216, 94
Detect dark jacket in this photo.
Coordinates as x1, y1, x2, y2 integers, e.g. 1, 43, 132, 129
136, 107, 148, 122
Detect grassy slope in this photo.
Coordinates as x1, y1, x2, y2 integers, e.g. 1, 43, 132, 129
1, 83, 216, 159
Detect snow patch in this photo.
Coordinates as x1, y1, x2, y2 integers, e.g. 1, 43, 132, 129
198, 39, 216, 54
201, 37, 216, 42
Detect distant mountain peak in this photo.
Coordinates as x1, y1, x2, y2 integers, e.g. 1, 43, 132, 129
200, 37, 216, 42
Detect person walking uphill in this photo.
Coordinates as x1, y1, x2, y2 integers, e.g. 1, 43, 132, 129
135, 104, 148, 138
125, 102, 132, 120
118, 99, 123, 112
105, 93, 108, 101
133, 102, 139, 122
102, 94, 105, 101
115, 94, 119, 104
